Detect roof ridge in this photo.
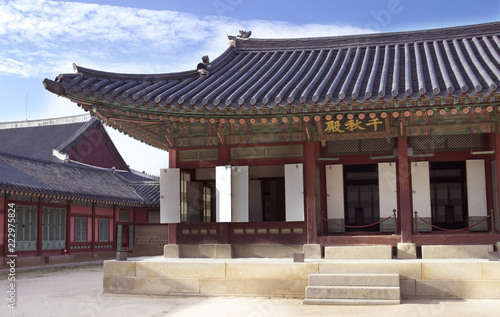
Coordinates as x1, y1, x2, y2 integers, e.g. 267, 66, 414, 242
0, 114, 91, 130
230, 21, 500, 51
0, 151, 118, 174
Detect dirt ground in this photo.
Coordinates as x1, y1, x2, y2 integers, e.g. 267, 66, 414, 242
2, 264, 500, 317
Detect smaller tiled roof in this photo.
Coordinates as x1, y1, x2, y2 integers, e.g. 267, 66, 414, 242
0, 115, 128, 170
129, 184, 160, 205
0, 152, 158, 206
0, 115, 91, 162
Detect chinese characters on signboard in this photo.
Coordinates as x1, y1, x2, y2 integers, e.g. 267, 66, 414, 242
322, 117, 385, 134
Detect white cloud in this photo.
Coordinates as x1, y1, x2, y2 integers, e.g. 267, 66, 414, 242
0, 0, 370, 79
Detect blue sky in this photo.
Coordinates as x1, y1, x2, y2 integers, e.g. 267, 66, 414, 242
1, 0, 499, 175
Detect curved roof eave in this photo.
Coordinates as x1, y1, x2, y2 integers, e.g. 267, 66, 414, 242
44, 22, 500, 112
73, 45, 236, 82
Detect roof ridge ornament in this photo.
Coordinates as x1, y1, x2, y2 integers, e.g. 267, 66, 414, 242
237, 30, 252, 39
197, 55, 211, 77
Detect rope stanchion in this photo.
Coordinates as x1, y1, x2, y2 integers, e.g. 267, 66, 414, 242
417, 214, 491, 232
322, 215, 393, 229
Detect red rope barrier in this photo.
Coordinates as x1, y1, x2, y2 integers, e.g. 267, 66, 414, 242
322, 215, 393, 228
417, 215, 491, 232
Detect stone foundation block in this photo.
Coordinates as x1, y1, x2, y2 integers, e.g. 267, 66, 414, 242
416, 280, 500, 298
117, 276, 200, 295
325, 245, 392, 260
135, 261, 226, 279
397, 243, 417, 259
232, 244, 303, 258
422, 245, 493, 259
422, 262, 481, 280
116, 252, 127, 261
200, 278, 307, 297
69, 252, 93, 261
163, 244, 180, 258
44, 255, 71, 264
303, 244, 322, 259
103, 276, 118, 292
480, 262, 500, 279
319, 262, 421, 280
293, 253, 305, 262
400, 279, 416, 297
103, 260, 136, 277
226, 262, 318, 280
215, 244, 232, 259
15, 256, 42, 267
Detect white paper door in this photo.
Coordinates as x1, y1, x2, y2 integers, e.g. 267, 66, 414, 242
231, 166, 249, 222
411, 161, 431, 218
466, 159, 487, 217
326, 164, 344, 220
160, 168, 181, 224
216, 165, 232, 222
285, 163, 305, 222
378, 162, 398, 218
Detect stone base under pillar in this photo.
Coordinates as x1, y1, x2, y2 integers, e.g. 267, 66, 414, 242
397, 243, 417, 259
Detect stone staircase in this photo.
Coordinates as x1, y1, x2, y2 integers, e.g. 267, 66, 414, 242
303, 273, 401, 305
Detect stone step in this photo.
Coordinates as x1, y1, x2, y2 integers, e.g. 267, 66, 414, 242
305, 285, 401, 300
308, 273, 399, 287
303, 298, 401, 305
304, 273, 401, 305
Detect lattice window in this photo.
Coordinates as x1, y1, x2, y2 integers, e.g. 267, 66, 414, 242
98, 218, 109, 242
360, 138, 393, 153
231, 145, 303, 159
325, 138, 394, 156
179, 149, 218, 162
411, 134, 482, 152
75, 217, 87, 243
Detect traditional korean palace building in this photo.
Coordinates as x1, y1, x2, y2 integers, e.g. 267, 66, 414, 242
0, 115, 163, 267
43, 22, 500, 258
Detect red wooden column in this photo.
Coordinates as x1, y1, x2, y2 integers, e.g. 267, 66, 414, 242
397, 137, 413, 243
304, 141, 319, 244
2, 195, 8, 257
91, 202, 95, 253
66, 201, 71, 253
494, 132, 500, 232
168, 148, 178, 245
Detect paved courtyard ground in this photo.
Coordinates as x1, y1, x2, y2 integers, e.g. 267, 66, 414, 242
2, 264, 500, 317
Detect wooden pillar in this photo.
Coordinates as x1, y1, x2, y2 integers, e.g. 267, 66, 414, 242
304, 141, 319, 244
218, 145, 231, 165
66, 201, 71, 253
397, 137, 413, 243
168, 148, 178, 169
219, 223, 230, 244
91, 202, 95, 253
112, 205, 117, 252
494, 133, 500, 232
2, 194, 8, 257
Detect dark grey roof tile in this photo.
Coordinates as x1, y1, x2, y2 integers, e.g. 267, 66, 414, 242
47, 22, 500, 110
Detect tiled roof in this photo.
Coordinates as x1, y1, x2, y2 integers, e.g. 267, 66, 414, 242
0, 152, 158, 206
0, 115, 92, 162
45, 22, 500, 110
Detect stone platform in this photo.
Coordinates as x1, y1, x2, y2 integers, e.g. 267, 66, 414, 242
103, 257, 500, 300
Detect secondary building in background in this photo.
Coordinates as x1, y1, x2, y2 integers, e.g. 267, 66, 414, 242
43, 22, 500, 257
0, 115, 162, 267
